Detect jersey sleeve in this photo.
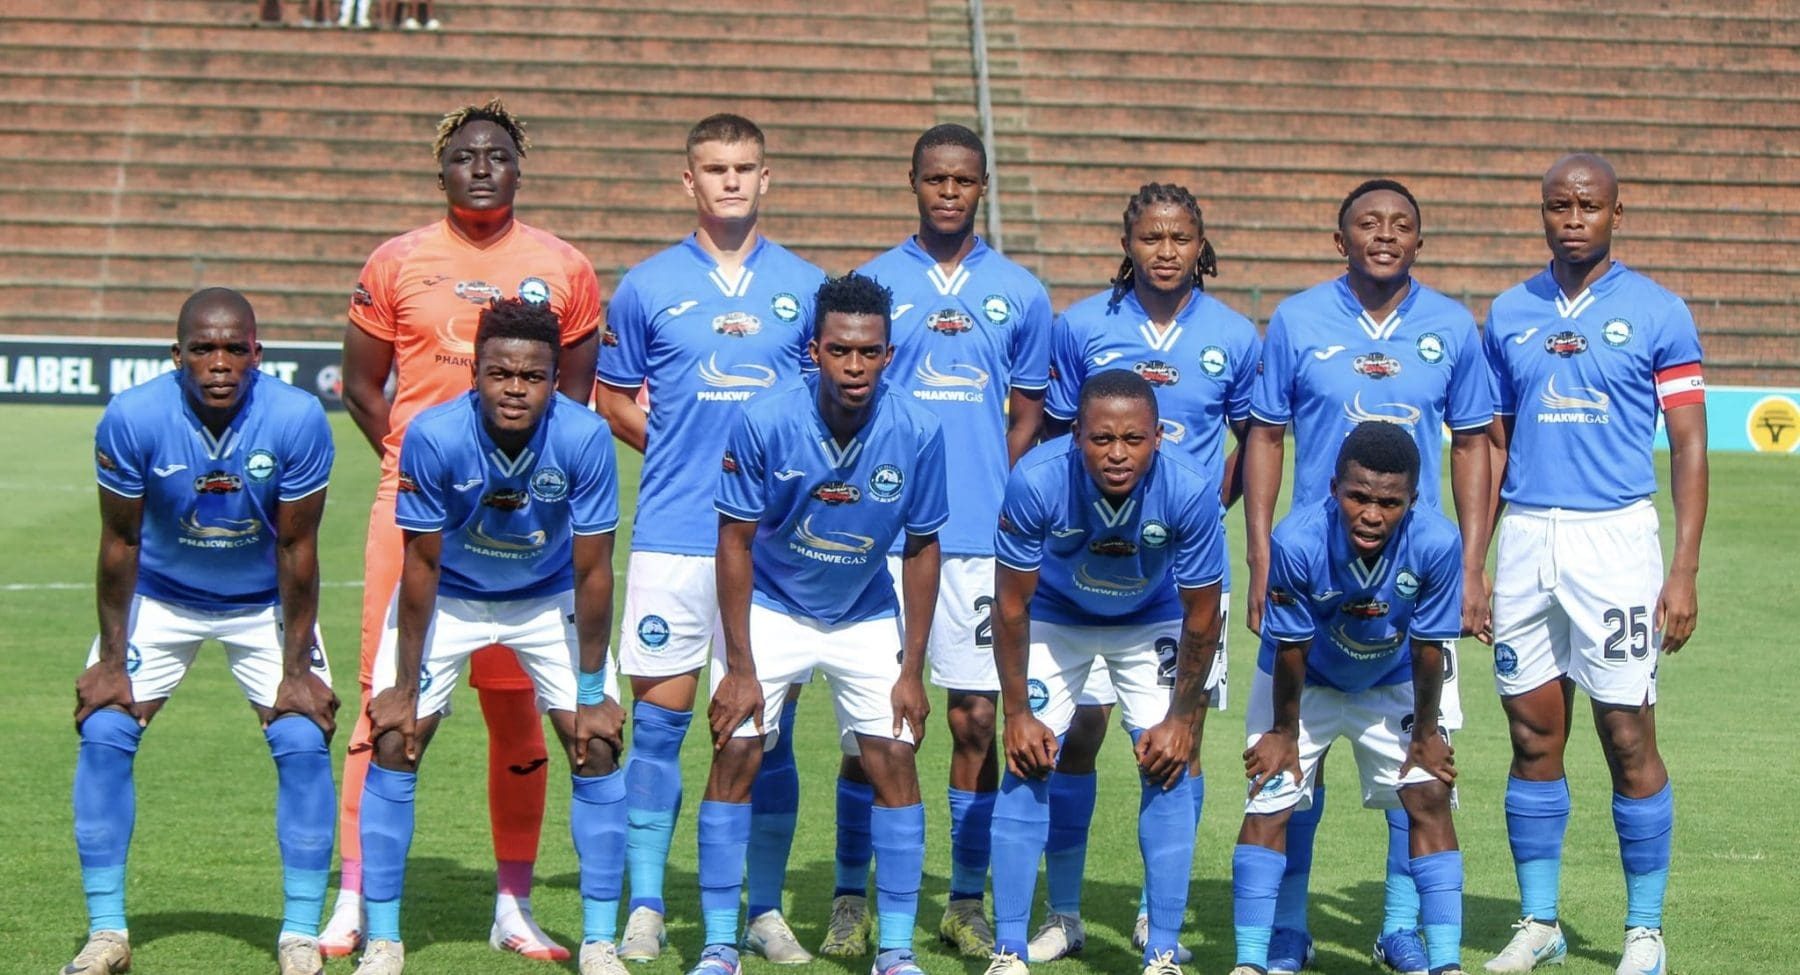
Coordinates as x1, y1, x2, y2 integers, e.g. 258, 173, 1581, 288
556, 250, 603, 344
597, 272, 649, 388
347, 245, 401, 342
1249, 309, 1296, 425
905, 419, 951, 536
1482, 314, 1520, 416
1651, 294, 1704, 370
571, 423, 621, 535
993, 465, 1049, 572
713, 410, 768, 522
393, 426, 448, 532
1009, 282, 1054, 391
1227, 323, 1263, 422
278, 398, 335, 502
93, 403, 144, 498
1172, 480, 1226, 589
797, 267, 826, 374
1044, 313, 1083, 421
1446, 321, 1495, 431
1407, 525, 1464, 642
1260, 529, 1316, 643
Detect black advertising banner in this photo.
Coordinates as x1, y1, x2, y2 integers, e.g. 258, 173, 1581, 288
0, 335, 345, 409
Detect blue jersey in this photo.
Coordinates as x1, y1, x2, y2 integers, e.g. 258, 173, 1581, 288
1251, 276, 1492, 511
858, 236, 1052, 557
1483, 262, 1704, 510
396, 393, 619, 602
1260, 501, 1463, 693
994, 437, 1225, 627
599, 235, 827, 555
93, 371, 333, 610
715, 376, 949, 625
1047, 288, 1261, 487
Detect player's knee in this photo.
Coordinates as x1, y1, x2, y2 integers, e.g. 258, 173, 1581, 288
704, 739, 763, 802
1238, 809, 1290, 847
264, 713, 329, 757
947, 693, 997, 750
1398, 780, 1454, 822
839, 753, 870, 783
576, 739, 621, 778
370, 731, 417, 772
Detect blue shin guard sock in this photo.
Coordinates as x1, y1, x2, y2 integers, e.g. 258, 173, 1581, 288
1383, 807, 1421, 935
624, 701, 690, 915
1137, 767, 1196, 960
747, 699, 800, 919
1274, 778, 1323, 933
871, 803, 926, 951
572, 770, 628, 943
947, 787, 996, 902
1613, 783, 1673, 930
835, 776, 875, 897
1140, 773, 1206, 917
361, 765, 417, 942
1233, 844, 1286, 969
1411, 850, 1464, 972
1044, 770, 1096, 915
1505, 776, 1570, 921
266, 717, 335, 939
698, 801, 751, 947
74, 709, 143, 934
990, 772, 1050, 956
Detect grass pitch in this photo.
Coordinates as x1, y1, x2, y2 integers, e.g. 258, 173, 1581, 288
1, 404, 1793, 975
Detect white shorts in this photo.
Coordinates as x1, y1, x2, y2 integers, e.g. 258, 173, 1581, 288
372, 589, 616, 718
1025, 618, 1192, 737
1076, 596, 1231, 712
87, 595, 331, 709
888, 554, 999, 693
618, 551, 725, 679
1491, 501, 1663, 707
1243, 666, 1443, 814
730, 603, 912, 746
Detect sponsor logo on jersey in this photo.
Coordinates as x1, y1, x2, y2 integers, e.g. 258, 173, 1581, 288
637, 614, 671, 650
455, 280, 504, 305
998, 513, 1021, 535
868, 464, 903, 501
518, 276, 551, 304
665, 300, 699, 317
1199, 345, 1228, 377
1269, 586, 1298, 606
466, 516, 547, 555
1088, 536, 1138, 557
397, 472, 419, 493
1536, 375, 1611, 425
1416, 332, 1446, 364
1544, 330, 1588, 357
789, 514, 876, 564
1345, 391, 1423, 429
773, 468, 806, 481
452, 476, 482, 492
194, 471, 243, 494
1159, 417, 1187, 444
1091, 351, 1124, 367
352, 283, 375, 307
96, 448, 118, 471
530, 467, 569, 503
721, 450, 739, 474
771, 292, 801, 323
1394, 568, 1421, 599
697, 354, 778, 401
1313, 345, 1347, 361
926, 308, 975, 335
811, 480, 862, 505
713, 311, 762, 337
481, 488, 530, 511
913, 353, 989, 402
1601, 318, 1632, 347
1748, 395, 1800, 453
154, 463, 187, 478
600, 327, 619, 347
1339, 596, 1391, 619
1352, 352, 1402, 379
1327, 622, 1405, 660
244, 449, 277, 482
1026, 678, 1050, 714
1140, 520, 1170, 549
1493, 641, 1519, 676
982, 294, 1011, 324
1072, 562, 1149, 595
1133, 360, 1181, 385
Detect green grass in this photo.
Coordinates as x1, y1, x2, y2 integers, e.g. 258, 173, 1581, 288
1, 403, 1794, 975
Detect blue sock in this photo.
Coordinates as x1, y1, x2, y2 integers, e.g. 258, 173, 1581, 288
624, 701, 689, 915
572, 770, 627, 943
948, 787, 996, 902
1274, 778, 1322, 933
871, 803, 925, 952
991, 771, 1049, 956
835, 776, 875, 898
1613, 783, 1673, 930
747, 699, 800, 919
1137, 760, 1196, 961
74, 709, 142, 934
1411, 850, 1464, 971
1505, 776, 1569, 921
360, 765, 417, 942
1383, 807, 1421, 934
1232, 843, 1286, 968
1044, 770, 1096, 915
266, 717, 334, 940
697, 800, 750, 947
1141, 773, 1205, 916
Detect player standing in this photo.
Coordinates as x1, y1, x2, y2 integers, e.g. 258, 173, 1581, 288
1242, 178, 1492, 975
66, 288, 338, 975
594, 113, 827, 964
688, 273, 947, 975
1025, 183, 1257, 962
352, 299, 626, 975
327, 98, 602, 962
1231, 422, 1466, 975
1479, 154, 1706, 975
824, 122, 1050, 958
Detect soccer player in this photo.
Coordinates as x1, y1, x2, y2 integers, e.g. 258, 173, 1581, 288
327, 97, 602, 962
352, 298, 626, 975
594, 112, 826, 964
1026, 183, 1257, 962
688, 272, 947, 975
1479, 153, 1706, 975
67, 288, 337, 975
985, 368, 1225, 975
1231, 421, 1466, 975
1242, 178, 1492, 975
825, 122, 1050, 958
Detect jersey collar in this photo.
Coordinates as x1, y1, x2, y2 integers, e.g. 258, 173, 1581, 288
180, 369, 259, 459
901, 234, 989, 297
1332, 274, 1422, 342
1324, 499, 1411, 589
681, 233, 768, 298
802, 372, 887, 469
470, 390, 554, 476
438, 216, 521, 252
1067, 438, 1157, 521
1542, 259, 1629, 319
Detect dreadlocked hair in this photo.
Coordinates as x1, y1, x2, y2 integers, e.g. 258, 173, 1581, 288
1108, 182, 1219, 308
433, 97, 530, 162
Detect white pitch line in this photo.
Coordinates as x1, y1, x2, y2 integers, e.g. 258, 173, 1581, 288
3, 580, 367, 592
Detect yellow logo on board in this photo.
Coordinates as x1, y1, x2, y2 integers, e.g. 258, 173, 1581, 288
1747, 396, 1800, 453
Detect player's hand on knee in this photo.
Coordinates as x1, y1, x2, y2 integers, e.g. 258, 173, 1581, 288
575, 698, 626, 767
1003, 714, 1058, 779
708, 671, 763, 750
1657, 569, 1699, 653
367, 687, 420, 762
1400, 732, 1456, 786
1243, 730, 1299, 796
74, 660, 140, 729
890, 676, 930, 746
1134, 719, 1192, 791
270, 672, 341, 739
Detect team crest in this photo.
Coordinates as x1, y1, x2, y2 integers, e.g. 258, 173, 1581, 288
771, 292, 801, 323
982, 295, 1011, 324
1026, 678, 1050, 714
1134, 360, 1181, 385
637, 615, 671, 650
530, 467, 569, 502
1352, 352, 1402, 379
518, 276, 551, 305
1140, 520, 1170, 549
1544, 331, 1588, 357
125, 643, 142, 676
244, 449, 277, 483
1602, 318, 1632, 347
455, 280, 504, 305
1394, 568, 1421, 599
868, 464, 903, 501
1088, 536, 1138, 557
481, 489, 530, 511
194, 471, 243, 494
811, 481, 862, 505
713, 312, 762, 337
1339, 597, 1390, 619
927, 309, 975, 335
1416, 332, 1446, 365
1494, 642, 1519, 677
1199, 346, 1228, 378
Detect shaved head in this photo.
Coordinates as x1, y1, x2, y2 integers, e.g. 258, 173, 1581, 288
1543, 153, 1618, 201
177, 287, 257, 341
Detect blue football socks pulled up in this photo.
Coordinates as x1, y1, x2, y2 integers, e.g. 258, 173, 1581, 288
947, 787, 996, 903
360, 764, 417, 942
1138, 771, 1205, 917
1614, 782, 1673, 930
266, 716, 334, 940
1506, 776, 1570, 921
697, 800, 751, 947
990, 770, 1050, 957
747, 698, 800, 919
1233, 843, 1286, 969
624, 701, 690, 915
1044, 770, 1096, 915
74, 709, 142, 934
1274, 777, 1323, 934
1383, 806, 1421, 935
572, 769, 627, 943
871, 803, 926, 951
835, 776, 875, 898
1137, 763, 1196, 961
1412, 850, 1464, 972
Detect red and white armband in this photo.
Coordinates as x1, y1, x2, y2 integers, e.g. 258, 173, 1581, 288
1655, 362, 1706, 409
